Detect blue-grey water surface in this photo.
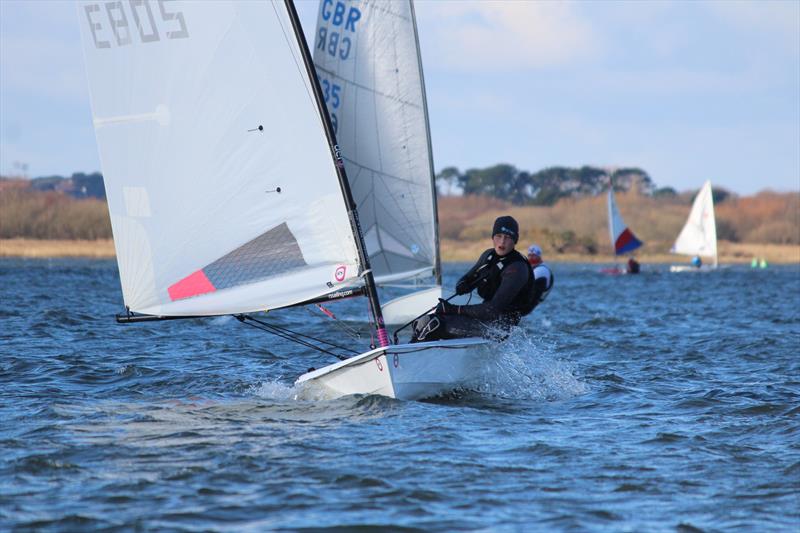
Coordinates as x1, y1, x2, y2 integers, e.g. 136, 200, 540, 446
1, 258, 798, 531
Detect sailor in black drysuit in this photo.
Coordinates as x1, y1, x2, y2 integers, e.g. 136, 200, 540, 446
413, 216, 552, 342
626, 256, 641, 274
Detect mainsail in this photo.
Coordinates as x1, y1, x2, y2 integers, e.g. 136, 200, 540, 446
79, 1, 363, 316
312, 0, 440, 285
671, 180, 718, 264
607, 188, 643, 255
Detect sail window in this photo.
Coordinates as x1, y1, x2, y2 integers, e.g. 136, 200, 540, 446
168, 222, 307, 301
123, 186, 152, 218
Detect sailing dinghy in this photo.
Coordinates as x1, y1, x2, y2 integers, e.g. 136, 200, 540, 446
602, 187, 643, 274
670, 180, 718, 272
78, 0, 490, 401
312, 0, 443, 324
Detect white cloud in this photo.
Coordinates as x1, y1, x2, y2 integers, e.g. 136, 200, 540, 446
416, 1, 598, 71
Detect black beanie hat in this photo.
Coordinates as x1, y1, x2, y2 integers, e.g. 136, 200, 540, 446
492, 215, 519, 243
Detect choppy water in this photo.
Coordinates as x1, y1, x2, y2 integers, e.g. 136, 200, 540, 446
1, 258, 798, 531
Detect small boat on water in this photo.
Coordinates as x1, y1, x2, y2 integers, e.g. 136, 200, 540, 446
670, 180, 718, 273
313, 0, 442, 325
78, 0, 490, 401
602, 186, 643, 275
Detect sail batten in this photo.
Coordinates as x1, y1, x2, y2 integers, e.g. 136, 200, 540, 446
79, 1, 361, 316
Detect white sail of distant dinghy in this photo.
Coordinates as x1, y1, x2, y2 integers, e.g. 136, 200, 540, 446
313, 0, 443, 324
79, 0, 489, 401
670, 180, 718, 273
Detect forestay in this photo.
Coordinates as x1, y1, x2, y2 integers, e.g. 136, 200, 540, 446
671, 180, 717, 261
312, 0, 439, 284
607, 189, 643, 255
79, 1, 361, 316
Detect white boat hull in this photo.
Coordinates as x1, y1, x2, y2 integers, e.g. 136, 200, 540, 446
380, 286, 442, 325
295, 338, 493, 400
669, 265, 718, 273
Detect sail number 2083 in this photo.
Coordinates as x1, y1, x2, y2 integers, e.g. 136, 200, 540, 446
84, 0, 189, 49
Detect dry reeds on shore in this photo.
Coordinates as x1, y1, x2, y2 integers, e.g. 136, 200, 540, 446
437, 191, 800, 263
1, 177, 798, 262
0, 180, 111, 240
0, 239, 116, 258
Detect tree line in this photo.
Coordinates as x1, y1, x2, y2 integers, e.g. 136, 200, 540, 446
16, 165, 724, 207
24, 172, 106, 199
436, 164, 683, 206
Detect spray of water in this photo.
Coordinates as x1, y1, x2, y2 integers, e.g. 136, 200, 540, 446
465, 325, 588, 401
248, 318, 587, 403
249, 375, 344, 402
249, 378, 299, 401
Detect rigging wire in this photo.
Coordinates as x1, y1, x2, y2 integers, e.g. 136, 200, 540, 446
242, 314, 358, 354
306, 305, 362, 340
236, 314, 359, 361
270, 0, 320, 122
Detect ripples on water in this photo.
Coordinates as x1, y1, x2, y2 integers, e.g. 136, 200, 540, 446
1, 259, 798, 531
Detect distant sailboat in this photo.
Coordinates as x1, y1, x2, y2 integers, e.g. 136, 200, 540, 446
78, 0, 490, 400
670, 180, 718, 272
313, 0, 442, 324
608, 188, 643, 255
602, 187, 643, 274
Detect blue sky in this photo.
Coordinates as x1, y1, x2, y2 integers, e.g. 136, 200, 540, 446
1, 0, 798, 195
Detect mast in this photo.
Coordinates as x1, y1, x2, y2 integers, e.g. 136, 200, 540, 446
283, 0, 389, 347
607, 176, 615, 256
409, 0, 442, 286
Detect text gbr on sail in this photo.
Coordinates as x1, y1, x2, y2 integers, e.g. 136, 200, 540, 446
317, 0, 361, 60
83, 1, 189, 49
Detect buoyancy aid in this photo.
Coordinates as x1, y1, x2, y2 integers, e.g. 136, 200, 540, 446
531, 263, 554, 304
466, 249, 537, 316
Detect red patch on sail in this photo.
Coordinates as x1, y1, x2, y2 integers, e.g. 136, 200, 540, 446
168, 270, 216, 301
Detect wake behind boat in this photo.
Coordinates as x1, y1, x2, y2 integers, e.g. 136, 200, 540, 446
78, 0, 487, 401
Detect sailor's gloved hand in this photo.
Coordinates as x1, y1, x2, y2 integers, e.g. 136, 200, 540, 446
436, 298, 458, 315
455, 279, 471, 295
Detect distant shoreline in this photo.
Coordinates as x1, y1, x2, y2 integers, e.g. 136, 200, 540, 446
0, 238, 115, 258
1, 238, 798, 264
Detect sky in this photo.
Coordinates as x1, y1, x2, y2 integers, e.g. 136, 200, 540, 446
1, 0, 798, 195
